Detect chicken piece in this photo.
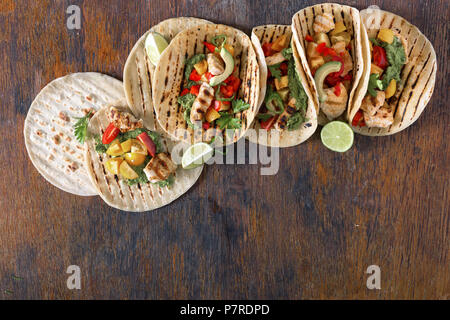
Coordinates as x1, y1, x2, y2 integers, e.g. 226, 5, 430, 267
363, 103, 394, 128
144, 153, 177, 183
274, 98, 297, 131
360, 91, 385, 116
207, 53, 225, 76
190, 83, 215, 123
107, 107, 143, 133
313, 13, 335, 34
265, 52, 287, 66
320, 83, 348, 120
340, 50, 353, 77
332, 41, 346, 54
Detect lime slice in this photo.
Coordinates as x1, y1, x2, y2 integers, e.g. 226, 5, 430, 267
144, 32, 169, 66
182, 142, 214, 169
321, 121, 354, 152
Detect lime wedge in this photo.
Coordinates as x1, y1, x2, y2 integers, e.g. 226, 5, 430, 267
321, 121, 354, 152
144, 32, 169, 66
182, 142, 214, 169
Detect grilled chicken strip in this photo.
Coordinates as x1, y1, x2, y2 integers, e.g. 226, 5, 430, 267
320, 83, 348, 120
313, 13, 335, 34
190, 83, 215, 123
274, 98, 297, 131
207, 53, 225, 76
361, 91, 385, 116
108, 107, 143, 133
265, 52, 287, 66
363, 103, 394, 128
144, 152, 177, 183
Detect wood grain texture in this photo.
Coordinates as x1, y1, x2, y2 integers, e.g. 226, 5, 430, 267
0, 0, 448, 299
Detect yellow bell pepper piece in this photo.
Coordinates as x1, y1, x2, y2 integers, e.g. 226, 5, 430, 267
330, 21, 347, 36
385, 79, 396, 99
377, 29, 394, 44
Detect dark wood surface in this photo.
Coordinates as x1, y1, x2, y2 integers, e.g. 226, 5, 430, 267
0, 0, 448, 299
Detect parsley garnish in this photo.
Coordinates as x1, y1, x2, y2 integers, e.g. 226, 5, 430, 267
268, 63, 282, 80
367, 73, 384, 97
232, 99, 251, 113
73, 111, 92, 143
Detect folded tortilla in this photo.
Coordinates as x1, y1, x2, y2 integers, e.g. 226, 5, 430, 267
152, 23, 261, 145
123, 17, 212, 130
84, 105, 203, 212
291, 3, 366, 126
349, 9, 437, 136
24, 72, 125, 196
247, 24, 318, 147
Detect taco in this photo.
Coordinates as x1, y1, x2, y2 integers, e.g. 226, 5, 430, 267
247, 25, 317, 147
124, 17, 212, 130
24, 72, 125, 196
292, 3, 365, 126
84, 104, 203, 212
152, 23, 261, 145
349, 9, 437, 135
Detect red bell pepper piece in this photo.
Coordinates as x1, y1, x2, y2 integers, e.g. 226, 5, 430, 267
189, 69, 202, 81
202, 122, 211, 130
372, 46, 388, 69
334, 82, 342, 97
102, 123, 120, 144
213, 100, 230, 111
260, 116, 277, 130
262, 42, 273, 57
190, 85, 200, 96
204, 72, 214, 81
305, 35, 314, 42
180, 88, 189, 96
351, 110, 366, 127
204, 41, 216, 53
137, 132, 156, 157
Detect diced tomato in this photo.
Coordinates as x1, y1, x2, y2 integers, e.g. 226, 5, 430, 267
213, 100, 230, 111
325, 55, 344, 87
373, 46, 388, 69
220, 85, 234, 98
262, 42, 273, 57
202, 122, 211, 130
203, 41, 216, 53
305, 35, 314, 42
224, 75, 240, 92
137, 132, 156, 157
180, 88, 189, 96
260, 116, 277, 130
279, 62, 288, 76
352, 110, 366, 127
189, 69, 201, 81
334, 82, 342, 96
341, 74, 353, 81
190, 85, 200, 96
316, 42, 327, 54
204, 72, 214, 81
102, 123, 120, 144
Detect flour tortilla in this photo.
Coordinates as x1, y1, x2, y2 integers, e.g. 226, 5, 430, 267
24, 72, 125, 196
246, 25, 318, 147
123, 17, 212, 131
291, 3, 366, 126
349, 9, 437, 136
84, 105, 203, 212
152, 23, 261, 145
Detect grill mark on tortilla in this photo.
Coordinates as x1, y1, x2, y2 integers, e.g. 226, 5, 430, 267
136, 55, 147, 118
400, 51, 432, 124
144, 52, 153, 118
411, 62, 435, 119
113, 175, 124, 199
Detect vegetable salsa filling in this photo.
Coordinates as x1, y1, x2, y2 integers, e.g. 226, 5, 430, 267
76, 107, 177, 187
352, 29, 407, 128
257, 34, 308, 131
305, 14, 354, 120
177, 34, 250, 131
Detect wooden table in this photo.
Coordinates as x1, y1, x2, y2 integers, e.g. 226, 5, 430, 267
0, 0, 448, 300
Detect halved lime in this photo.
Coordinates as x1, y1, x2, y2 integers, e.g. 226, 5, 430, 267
321, 121, 354, 152
182, 142, 214, 169
144, 32, 169, 66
